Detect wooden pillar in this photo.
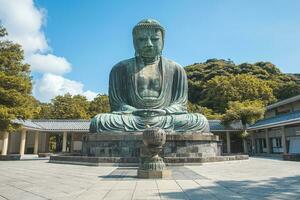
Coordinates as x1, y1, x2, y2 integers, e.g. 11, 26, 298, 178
251, 132, 256, 154
34, 131, 39, 154
62, 131, 67, 152
265, 128, 270, 154
243, 138, 248, 154
19, 129, 26, 156
281, 126, 287, 154
45, 133, 50, 152
1, 132, 9, 156
226, 131, 231, 154
71, 132, 74, 152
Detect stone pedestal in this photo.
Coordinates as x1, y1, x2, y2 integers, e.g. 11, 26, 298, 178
137, 128, 171, 179
82, 132, 219, 159
137, 169, 171, 178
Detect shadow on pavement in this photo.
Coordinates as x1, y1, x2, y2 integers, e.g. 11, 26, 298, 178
160, 175, 300, 199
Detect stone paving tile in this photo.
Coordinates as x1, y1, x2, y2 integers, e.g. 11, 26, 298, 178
156, 180, 182, 191
101, 167, 137, 180
104, 189, 135, 200
90, 180, 118, 190
113, 180, 137, 190
194, 179, 244, 199
132, 189, 160, 200
73, 189, 110, 200
135, 180, 158, 190
175, 180, 216, 200
169, 166, 206, 180
159, 190, 189, 200
0, 185, 47, 200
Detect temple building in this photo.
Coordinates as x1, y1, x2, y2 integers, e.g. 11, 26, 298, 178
247, 95, 300, 155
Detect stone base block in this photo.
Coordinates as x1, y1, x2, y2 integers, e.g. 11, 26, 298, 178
0, 154, 21, 161
283, 154, 300, 161
137, 169, 172, 179
38, 153, 53, 157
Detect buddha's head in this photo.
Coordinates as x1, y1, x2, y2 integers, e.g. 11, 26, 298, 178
133, 19, 165, 58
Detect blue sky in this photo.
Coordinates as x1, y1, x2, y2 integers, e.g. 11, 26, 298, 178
1, 0, 300, 102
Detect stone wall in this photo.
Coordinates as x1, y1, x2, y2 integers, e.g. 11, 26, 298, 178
83, 133, 220, 158
164, 141, 219, 158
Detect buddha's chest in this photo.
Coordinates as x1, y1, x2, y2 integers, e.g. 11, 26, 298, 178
136, 63, 162, 98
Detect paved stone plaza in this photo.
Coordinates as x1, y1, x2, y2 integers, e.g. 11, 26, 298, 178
0, 157, 300, 200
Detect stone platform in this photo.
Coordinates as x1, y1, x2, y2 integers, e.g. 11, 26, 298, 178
49, 155, 249, 166
82, 133, 220, 158
49, 133, 249, 166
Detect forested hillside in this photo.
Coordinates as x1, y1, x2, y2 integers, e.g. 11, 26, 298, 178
185, 59, 300, 115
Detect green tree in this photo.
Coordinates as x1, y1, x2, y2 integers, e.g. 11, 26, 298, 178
274, 81, 300, 101
186, 59, 238, 104
202, 74, 276, 113
0, 25, 36, 132
33, 102, 52, 119
187, 102, 222, 120
88, 94, 110, 117
222, 100, 265, 137
49, 93, 90, 119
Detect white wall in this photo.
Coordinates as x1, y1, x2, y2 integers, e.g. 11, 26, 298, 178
289, 136, 300, 153
9, 132, 20, 154
0, 140, 3, 152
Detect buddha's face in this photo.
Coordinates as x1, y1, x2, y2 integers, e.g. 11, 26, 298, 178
134, 28, 163, 58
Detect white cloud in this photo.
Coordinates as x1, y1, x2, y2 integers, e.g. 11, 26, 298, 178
27, 54, 72, 75
0, 0, 67, 75
34, 74, 97, 102
0, 0, 97, 102
0, 0, 48, 54
83, 90, 98, 101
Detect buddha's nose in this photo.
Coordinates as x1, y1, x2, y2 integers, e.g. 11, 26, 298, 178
145, 38, 153, 47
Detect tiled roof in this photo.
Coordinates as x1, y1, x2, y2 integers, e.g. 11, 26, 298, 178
32, 119, 90, 131
209, 120, 242, 131
13, 119, 42, 130
267, 95, 300, 110
249, 110, 300, 130
13, 119, 242, 132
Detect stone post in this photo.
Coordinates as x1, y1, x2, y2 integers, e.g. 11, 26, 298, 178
34, 131, 39, 154
1, 132, 9, 156
265, 129, 270, 154
226, 131, 231, 154
19, 129, 26, 156
62, 131, 67, 152
281, 126, 287, 154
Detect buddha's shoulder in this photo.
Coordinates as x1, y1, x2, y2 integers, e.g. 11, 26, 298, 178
162, 57, 185, 72
163, 57, 182, 67
111, 57, 135, 71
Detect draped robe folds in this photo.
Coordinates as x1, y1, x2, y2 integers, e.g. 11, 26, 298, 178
90, 56, 209, 133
